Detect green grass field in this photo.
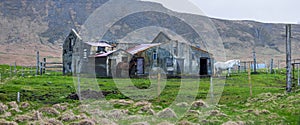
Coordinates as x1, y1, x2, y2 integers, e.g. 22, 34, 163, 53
0, 65, 299, 124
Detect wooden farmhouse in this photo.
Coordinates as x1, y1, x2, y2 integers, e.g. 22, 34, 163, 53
63, 29, 213, 77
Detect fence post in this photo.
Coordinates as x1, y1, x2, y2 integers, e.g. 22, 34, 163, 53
270, 58, 274, 74
292, 64, 295, 79
248, 62, 252, 97
77, 74, 81, 100
158, 73, 161, 101
43, 58, 46, 74
10, 64, 12, 78
36, 51, 40, 75
21, 66, 24, 77
40, 62, 43, 75
17, 92, 20, 103
253, 50, 257, 73
14, 62, 17, 76
244, 62, 246, 72
30, 65, 33, 75
286, 24, 292, 92
298, 64, 300, 86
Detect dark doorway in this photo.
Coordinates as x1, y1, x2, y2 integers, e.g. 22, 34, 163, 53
108, 59, 116, 77
136, 57, 144, 75
176, 59, 184, 75
200, 58, 208, 75
95, 57, 107, 77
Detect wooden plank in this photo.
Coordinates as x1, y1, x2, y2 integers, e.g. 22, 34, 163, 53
45, 66, 63, 68
45, 62, 63, 65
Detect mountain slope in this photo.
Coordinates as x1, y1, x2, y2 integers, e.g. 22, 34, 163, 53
0, 0, 299, 65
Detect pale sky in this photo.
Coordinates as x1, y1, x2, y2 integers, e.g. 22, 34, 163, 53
142, 0, 300, 24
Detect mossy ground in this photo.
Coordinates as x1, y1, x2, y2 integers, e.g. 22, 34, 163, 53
0, 65, 299, 124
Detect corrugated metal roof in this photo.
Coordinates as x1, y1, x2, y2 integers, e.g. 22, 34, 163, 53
86, 42, 112, 47
94, 50, 117, 57
126, 43, 161, 54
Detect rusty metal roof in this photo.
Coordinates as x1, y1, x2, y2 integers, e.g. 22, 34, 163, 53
126, 43, 161, 54
86, 42, 112, 47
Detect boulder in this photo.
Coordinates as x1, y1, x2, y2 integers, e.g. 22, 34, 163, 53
20, 102, 30, 109
45, 118, 63, 125
157, 121, 174, 125
14, 115, 32, 122
157, 108, 177, 119
222, 121, 239, 125
192, 100, 207, 108
111, 99, 134, 106
176, 102, 189, 107
0, 119, 17, 125
8, 102, 18, 109
177, 120, 197, 125
96, 118, 118, 125
59, 110, 77, 122
131, 122, 150, 125
32, 110, 43, 121
53, 104, 67, 111
39, 107, 60, 116
0, 103, 8, 113
107, 109, 128, 119
78, 119, 96, 125
134, 101, 151, 107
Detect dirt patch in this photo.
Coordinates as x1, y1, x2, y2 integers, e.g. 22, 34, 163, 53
68, 90, 115, 100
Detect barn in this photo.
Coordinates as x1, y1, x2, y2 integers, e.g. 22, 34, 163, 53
126, 32, 213, 77
63, 29, 213, 77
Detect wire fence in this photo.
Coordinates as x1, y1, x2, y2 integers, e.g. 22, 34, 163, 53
0, 61, 63, 84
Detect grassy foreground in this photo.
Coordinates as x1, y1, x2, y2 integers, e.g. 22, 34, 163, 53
0, 65, 299, 124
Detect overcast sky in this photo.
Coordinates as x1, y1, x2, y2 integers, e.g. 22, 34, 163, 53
142, 0, 300, 24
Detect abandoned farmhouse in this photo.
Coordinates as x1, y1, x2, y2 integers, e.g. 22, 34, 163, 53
63, 29, 213, 77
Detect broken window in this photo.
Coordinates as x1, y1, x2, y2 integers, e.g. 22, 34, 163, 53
192, 52, 195, 60
153, 51, 157, 60
166, 57, 173, 67
69, 38, 73, 51
97, 46, 106, 53
122, 57, 128, 62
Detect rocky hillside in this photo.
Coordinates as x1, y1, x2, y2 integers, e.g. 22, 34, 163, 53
0, 0, 300, 65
